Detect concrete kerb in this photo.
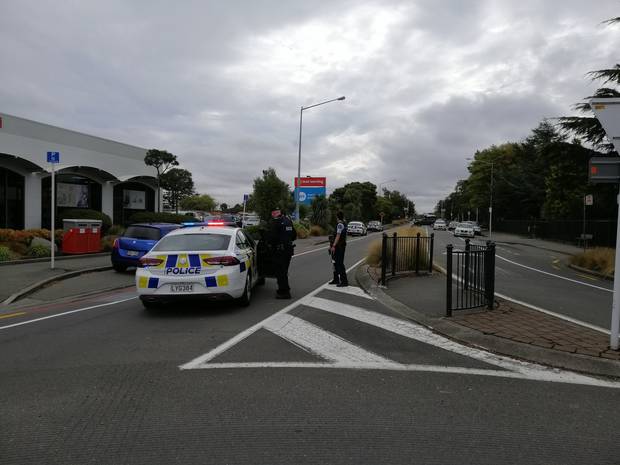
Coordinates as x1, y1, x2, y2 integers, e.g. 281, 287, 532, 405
1, 265, 113, 305
0, 252, 109, 267
355, 264, 620, 379
568, 263, 614, 281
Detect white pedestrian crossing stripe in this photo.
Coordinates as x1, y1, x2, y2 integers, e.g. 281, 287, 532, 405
180, 282, 620, 389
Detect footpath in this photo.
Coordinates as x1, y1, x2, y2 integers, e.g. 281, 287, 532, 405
0, 235, 331, 308
356, 232, 620, 379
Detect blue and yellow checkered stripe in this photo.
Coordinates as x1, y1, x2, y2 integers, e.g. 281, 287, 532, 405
138, 277, 159, 289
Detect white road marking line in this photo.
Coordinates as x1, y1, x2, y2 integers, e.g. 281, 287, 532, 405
495, 254, 612, 292
303, 296, 620, 387
0, 296, 137, 331
322, 285, 374, 300
264, 314, 392, 364
179, 257, 368, 370
187, 362, 620, 388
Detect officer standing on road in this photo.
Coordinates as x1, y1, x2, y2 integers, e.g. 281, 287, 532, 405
329, 211, 348, 287
268, 206, 296, 299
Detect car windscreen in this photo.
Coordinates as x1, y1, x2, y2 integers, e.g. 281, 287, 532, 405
124, 226, 161, 241
457, 223, 471, 228
151, 233, 231, 252
349, 222, 362, 226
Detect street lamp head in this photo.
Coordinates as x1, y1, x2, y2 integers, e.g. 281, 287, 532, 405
337, 96, 345, 101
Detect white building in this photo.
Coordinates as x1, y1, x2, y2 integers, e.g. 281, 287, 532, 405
0, 112, 158, 229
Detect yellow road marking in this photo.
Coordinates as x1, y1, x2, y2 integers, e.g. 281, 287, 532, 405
576, 273, 598, 282
0, 312, 27, 320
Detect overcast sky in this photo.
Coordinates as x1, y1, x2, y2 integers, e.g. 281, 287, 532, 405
1, 1, 618, 212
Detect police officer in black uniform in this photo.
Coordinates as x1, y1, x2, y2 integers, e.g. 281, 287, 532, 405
268, 206, 296, 299
329, 211, 348, 287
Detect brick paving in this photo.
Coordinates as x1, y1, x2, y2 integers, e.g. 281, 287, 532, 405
452, 301, 620, 361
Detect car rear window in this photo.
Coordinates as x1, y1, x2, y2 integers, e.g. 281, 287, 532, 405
124, 226, 161, 241
152, 233, 231, 252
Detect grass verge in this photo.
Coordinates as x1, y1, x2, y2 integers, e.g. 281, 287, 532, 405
570, 247, 614, 277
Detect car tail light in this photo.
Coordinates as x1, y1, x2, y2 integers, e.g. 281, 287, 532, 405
139, 257, 164, 267
113, 238, 119, 249
203, 256, 240, 266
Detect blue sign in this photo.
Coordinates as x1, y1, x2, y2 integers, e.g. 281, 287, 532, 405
47, 151, 60, 163
243, 194, 249, 202
296, 186, 326, 205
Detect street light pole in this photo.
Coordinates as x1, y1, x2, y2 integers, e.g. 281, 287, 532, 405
295, 96, 345, 221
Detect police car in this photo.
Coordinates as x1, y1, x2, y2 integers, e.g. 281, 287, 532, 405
136, 224, 260, 309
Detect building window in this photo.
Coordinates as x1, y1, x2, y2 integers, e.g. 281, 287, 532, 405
0, 167, 25, 229
41, 174, 102, 229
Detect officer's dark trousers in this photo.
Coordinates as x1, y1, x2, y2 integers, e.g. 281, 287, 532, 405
274, 250, 292, 294
333, 246, 348, 284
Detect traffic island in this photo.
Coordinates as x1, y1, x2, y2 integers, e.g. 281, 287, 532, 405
356, 264, 620, 379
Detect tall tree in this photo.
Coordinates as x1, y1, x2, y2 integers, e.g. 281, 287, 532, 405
558, 16, 620, 152
250, 168, 293, 222
144, 149, 179, 212
160, 168, 195, 213
180, 194, 216, 212
310, 195, 329, 228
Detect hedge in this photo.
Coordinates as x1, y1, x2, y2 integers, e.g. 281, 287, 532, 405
127, 211, 200, 224
60, 209, 112, 232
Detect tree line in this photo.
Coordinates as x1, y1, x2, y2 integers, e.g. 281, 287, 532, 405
438, 14, 620, 226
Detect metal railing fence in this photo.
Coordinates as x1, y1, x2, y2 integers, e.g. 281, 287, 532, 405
380, 232, 434, 285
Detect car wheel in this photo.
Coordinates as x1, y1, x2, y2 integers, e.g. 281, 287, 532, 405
141, 297, 161, 311
113, 263, 127, 272
237, 272, 252, 307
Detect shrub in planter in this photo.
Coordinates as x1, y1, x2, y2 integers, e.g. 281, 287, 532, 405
0, 229, 16, 242
0, 246, 11, 262
27, 244, 51, 258
107, 225, 125, 236
309, 225, 326, 236
293, 223, 309, 239
101, 235, 118, 252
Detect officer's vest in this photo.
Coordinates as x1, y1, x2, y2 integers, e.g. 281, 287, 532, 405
336, 220, 347, 247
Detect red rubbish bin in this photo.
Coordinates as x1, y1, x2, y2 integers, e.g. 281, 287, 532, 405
62, 219, 102, 254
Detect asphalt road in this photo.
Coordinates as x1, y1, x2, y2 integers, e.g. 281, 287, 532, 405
430, 229, 614, 331
1, 232, 620, 465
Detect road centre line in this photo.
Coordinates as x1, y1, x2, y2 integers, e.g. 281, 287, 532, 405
0, 297, 137, 331
292, 235, 372, 258
495, 254, 612, 292
180, 257, 368, 369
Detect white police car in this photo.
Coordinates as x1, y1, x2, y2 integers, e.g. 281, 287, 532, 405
136, 224, 260, 309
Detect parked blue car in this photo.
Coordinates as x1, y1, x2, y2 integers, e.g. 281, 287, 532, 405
111, 223, 180, 272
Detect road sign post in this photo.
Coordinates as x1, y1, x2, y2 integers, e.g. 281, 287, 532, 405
47, 152, 60, 269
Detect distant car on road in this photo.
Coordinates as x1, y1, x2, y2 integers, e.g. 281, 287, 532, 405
464, 221, 482, 235
448, 221, 458, 231
367, 220, 383, 232
453, 222, 475, 238
432, 219, 447, 230
136, 224, 261, 308
111, 223, 181, 272
347, 221, 367, 236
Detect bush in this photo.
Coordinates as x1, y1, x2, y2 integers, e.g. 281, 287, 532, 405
107, 225, 125, 236
0, 246, 11, 262
127, 211, 199, 225
60, 209, 112, 232
571, 247, 615, 276
0, 229, 15, 242
27, 244, 51, 258
309, 225, 327, 236
293, 222, 309, 239
243, 225, 263, 241
101, 235, 118, 252
367, 239, 382, 266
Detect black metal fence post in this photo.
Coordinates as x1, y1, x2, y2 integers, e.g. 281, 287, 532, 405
429, 233, 434, 273
391, 232, 398, 277
415, 232, 421, 275
380, 233, 387, 286
464, 238, 470, 291
485, 242, 496, 309
446, 244, 453, 317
